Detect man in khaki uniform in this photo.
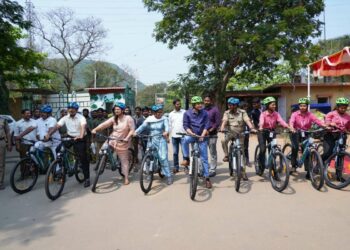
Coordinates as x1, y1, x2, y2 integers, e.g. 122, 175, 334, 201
220, 97, 256, 180
0, 117, 12, 190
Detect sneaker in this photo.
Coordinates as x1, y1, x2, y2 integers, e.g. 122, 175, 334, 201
222, 156, 229, 162
84, 179, 90, 188
167, 176, 173, 185
209, 172, 216, 177
180, 160, 189, 166
205, 179, 212, 189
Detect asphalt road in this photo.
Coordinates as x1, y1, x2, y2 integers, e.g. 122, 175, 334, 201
1, 135, 349, 250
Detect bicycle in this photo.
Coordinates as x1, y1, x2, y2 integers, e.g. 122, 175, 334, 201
323, 131, 350, 189
282, 129, 325, 190
10, 139, 55, 194
177, 133, 216, 200
254, 129, 290, 192
91, 134, 135, 192
44, 138, 85, 200
138, 134, 165, 194
223, 130, 251, 192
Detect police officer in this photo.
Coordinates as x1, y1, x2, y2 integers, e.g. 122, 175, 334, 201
0, 117, 12, 190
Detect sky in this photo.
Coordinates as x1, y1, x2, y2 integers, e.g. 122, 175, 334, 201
17, 0, 350, 85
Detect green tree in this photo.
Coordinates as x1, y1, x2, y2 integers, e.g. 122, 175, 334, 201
83, 61, 124, 88
318, 35, 350, 57
144, 0, 324, 109
0, 0, 47, 114
137, 83, 167, 108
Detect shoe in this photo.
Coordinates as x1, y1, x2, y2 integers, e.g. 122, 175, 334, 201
242, 171, 248, 181
336, 176, 346, 183
223, 156, 229, 162
167, 176, 173, 185
305, 173, 311, 180
209, 172, 216, 177
180, 160, 189, 166
0, 184, 5, 190
173, 168, 179, 174
205, 179, 212, 189
84, 179, 90, 188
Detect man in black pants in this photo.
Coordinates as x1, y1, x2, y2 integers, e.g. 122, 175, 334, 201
47, 102, 90, 187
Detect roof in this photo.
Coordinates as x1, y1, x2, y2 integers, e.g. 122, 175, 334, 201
264, 82, 350, 92
86, 87, 126, 94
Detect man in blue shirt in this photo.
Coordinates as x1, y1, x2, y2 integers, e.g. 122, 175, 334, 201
181, 96, 212, 189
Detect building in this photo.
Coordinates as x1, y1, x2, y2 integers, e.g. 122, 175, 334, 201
226, 82, 350, 120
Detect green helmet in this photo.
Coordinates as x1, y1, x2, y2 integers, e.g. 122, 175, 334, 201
298, 97, 310, 105
191, 96, 203, 104
336, 97, 349, 105
262, 96, 276, 105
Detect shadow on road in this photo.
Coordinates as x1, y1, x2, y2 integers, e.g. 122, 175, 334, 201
194, 187, 212, 202
147, 183, 167, 196
281, 185, 296, 195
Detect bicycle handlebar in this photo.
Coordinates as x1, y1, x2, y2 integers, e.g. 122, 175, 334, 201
176, 132, 218, 138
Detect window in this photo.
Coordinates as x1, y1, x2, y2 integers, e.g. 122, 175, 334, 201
317, 97, 328, 103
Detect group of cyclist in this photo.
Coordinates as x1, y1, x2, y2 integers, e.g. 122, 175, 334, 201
1, 93, 350, 192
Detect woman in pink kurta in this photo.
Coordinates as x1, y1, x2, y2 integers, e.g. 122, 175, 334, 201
92, 102, 135, 185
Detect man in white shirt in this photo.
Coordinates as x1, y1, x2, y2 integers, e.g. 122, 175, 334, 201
14, 109, 37, 159
47, 102, 90, 187
35, 105, 61, 159
168, 99, 186, 173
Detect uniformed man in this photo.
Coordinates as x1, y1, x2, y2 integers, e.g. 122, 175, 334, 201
220, 97, 256, 180
0, 116, 12, 190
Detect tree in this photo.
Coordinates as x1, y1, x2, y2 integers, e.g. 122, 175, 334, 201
143, 0, 324, 110
34, 7, 107, 92
83, 61, 124, 88
0, 0, 47, 114
318, 35, 350, 57
137, 83, 167, 108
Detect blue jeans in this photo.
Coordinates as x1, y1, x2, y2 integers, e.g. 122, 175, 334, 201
171, 137, 184, 170
183, 136, 209, 178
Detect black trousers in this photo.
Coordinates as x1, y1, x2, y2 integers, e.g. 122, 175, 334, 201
244, 133, 249, 162
290, 132, 309, 171
65, 138, 90, 180
258, 130, 274, 169
322, 132, 346, 162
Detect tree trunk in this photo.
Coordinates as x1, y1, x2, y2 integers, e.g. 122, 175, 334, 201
0, 74, 10, 114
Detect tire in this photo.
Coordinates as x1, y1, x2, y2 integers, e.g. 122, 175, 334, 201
324, 151, 350, 189
254, 145, 263, 176
91, 154, 107, 192
228, 149, 233, 177
139, 153, 154, 194
308, 148, 324, 190
282, 143, 292, 163
158, 160, 165, 179
45, 159, 66, 201
269, 151, 290, 192
10, 158, 39, 194
118, 149, 135, 177
234, 150, 242, 192
190, 156, 199, 200
74, 159, 85, 183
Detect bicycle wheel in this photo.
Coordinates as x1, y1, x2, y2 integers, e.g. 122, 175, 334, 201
10, 158, 39, 194
74, 159, 85, 183
91, 154, 107, 192
254, 145, 263, 176
45, 159, 66, 200
139, 153, 154, 194
190, 156, 199, 200
324, 151, 350, 189
234, 150, 242, 192
308, 148, 324, 190
269, 151, 290, 192
228, 149, 233, 177
118, 149, 135, 177
282, 143, 292, 163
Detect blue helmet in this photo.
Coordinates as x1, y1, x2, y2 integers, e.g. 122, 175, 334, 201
67, 102, 79, 110
152, 104, 164, 112
41, 104, 52, 113
227, 97, 240, 105
114, 101, 126, 110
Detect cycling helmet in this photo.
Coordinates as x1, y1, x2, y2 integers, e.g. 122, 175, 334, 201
152, 104, 164, 112
114, 101, 126, 110
298, 97, 310, 105
67, 102, 79, 110
336, 97, 349, 106
227, 97, 240, 105
262, 96, 276, 105
191, 96, 203, 104
40, 104, 52, 113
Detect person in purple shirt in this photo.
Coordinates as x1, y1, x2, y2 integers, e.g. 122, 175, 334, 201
204, 95, 221, 177
181, 96, 212, 189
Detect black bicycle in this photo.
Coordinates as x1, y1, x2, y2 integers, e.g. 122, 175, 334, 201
282, 129, 325, 190
323, 131, 350, 189
92, 134, 134, 192
138, 134, 165, 194
254, 129, 290, 192
45, 138, 85, 200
